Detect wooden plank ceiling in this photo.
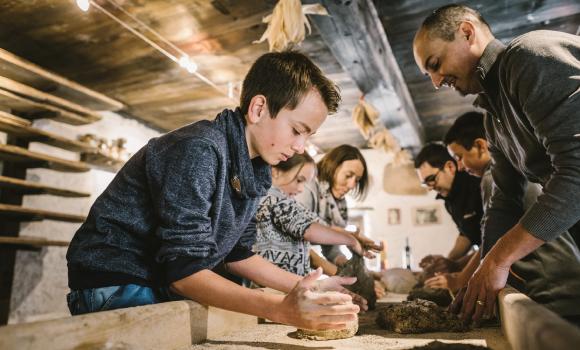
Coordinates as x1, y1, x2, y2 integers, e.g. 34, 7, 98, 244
0, 0, 578, 149
374, 0, 580, 141
0, 0, 368, 151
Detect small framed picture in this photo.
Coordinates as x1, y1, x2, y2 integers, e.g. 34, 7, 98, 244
412, 206, 441, 226
387, 208, 401, 225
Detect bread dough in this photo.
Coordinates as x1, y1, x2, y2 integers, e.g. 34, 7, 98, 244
294, 291, 358, 340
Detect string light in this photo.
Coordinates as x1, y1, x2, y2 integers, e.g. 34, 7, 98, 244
76, 0, 90, 12
76, 0, 234, 101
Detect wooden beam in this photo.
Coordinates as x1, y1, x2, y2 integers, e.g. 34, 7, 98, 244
499, 287, 580, 350
0, 76, 101, 122
0, 89, 99, 125
0, 47, 123, 111
0, 143, 90, 173
0, 203, 86, 223
0, 236, 69, 247
0, 111, 98, 152
0, 175, 90, 198
304, 0, 424, 151
0, 300, 258, 350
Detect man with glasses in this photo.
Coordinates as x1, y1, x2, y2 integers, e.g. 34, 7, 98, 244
414, 143, 483, 276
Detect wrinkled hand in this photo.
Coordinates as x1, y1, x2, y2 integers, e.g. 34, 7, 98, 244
425, 272, 449, 289
315, 271, 368, 312
450, 257, 509, 326
281, 268, 360, 330
425, 272, 464, 293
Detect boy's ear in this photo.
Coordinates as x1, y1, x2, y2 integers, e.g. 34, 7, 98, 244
247, 95, 268, 125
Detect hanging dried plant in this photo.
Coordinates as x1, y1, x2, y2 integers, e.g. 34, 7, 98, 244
368, 127, 400, 154
392, 149, 412, 167
352, 98, 379, 138
254, 0, 328, 52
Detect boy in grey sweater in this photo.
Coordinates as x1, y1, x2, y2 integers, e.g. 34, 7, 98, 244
67, 51, 363, 331
413, 4, 580, 324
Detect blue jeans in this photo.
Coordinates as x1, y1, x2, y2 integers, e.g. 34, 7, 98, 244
67, 284, 181, 315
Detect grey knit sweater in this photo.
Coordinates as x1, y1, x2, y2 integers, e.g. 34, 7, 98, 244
475, 30, 580, 242
67, 109, 271, 289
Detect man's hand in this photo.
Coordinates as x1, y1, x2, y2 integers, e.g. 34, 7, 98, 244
425, 272, 464, 292
424, 272, 449, 289
450, 256, 509, 326
279, 268, 360, 330
315, 271, 368, 311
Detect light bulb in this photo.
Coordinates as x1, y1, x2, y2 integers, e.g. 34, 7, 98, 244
178, 55, 197, 74
76, 0, 90, 12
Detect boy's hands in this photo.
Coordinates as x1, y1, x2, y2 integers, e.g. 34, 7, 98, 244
278, 268, 360, 330
314, 271, 368, 311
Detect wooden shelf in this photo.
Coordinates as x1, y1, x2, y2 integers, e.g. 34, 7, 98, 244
0, 175, 90, 197
0, 143, 90, 172
0, 236, 69, 247
0, 76, 102, 122
0, 89, 98, 125
81, 151, 125, 173
0, 203, 86, 223
0, 111, 98, 152
0, 47, 123, 111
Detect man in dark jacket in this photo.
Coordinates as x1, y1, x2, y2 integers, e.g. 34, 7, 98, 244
414, 143, 483, 275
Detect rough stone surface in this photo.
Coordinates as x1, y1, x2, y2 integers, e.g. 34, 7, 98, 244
376, 299, 468, 334
337, 254, 377, 309
408, 284, 453, 307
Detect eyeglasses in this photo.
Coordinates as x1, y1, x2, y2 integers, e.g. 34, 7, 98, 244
421, 168, 442, 188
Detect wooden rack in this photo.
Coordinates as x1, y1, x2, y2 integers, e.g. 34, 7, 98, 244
0, 203, 86, 223
0, 143, 90, 173
0, 47, 123, 324
0, 236, 69, 248
0, 175, 90, 197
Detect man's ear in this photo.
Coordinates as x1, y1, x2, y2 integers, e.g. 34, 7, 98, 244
474, 138, 489, 156
247, 95, 268, 125
458, 21, 476, 43
445, 160, 457, 174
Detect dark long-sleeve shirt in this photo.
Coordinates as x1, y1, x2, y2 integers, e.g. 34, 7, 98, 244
67, 109, 271, 289
436, 171, 483, 246
475, 31, 580, 242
